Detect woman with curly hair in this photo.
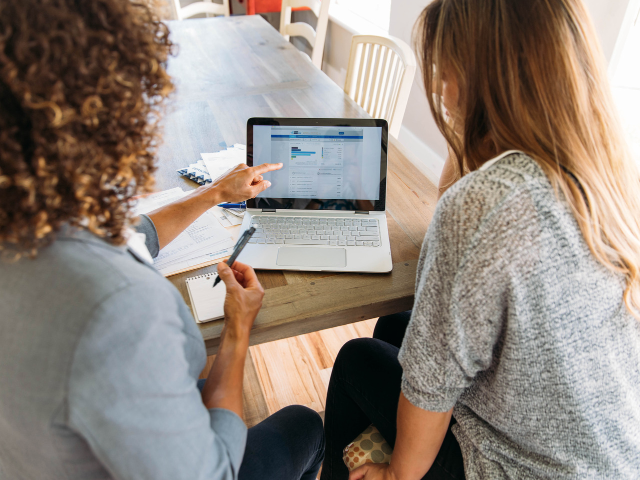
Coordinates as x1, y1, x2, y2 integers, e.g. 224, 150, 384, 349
0, 1, 324, 479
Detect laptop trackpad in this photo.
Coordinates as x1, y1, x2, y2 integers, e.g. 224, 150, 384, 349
276, 247, 346, 268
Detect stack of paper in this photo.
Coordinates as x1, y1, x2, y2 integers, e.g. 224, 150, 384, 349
132, 187, 235, 276
176, 161, 212, 185
212, 206, 244, 228
200, 144, 246, 182
176, 144, 247, 185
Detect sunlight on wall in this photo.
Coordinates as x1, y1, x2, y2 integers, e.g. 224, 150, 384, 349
333, 0, 391, 31
611, 7, 640, 167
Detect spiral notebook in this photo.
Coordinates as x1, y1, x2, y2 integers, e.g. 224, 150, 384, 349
185, 273, 227, 323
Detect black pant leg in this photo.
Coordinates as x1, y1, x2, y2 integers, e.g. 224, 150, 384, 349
320, 338, 404, 480
239, 405, 325, 480
321, 337, 465, 480
373, 311, 412, 348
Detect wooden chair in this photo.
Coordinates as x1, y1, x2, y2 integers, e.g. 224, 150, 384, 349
344, 35, 417, 138
173, 0, 230, 20
279, 0, 330, 69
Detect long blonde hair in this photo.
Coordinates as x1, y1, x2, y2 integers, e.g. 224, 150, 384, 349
416, 0, 640, 317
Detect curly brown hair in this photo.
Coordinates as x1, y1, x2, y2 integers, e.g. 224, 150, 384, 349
0, 0, 174, 258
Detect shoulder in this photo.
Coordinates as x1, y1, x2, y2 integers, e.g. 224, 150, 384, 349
0, 228, 180, 330
433, 153, 552, 238
75, 281, 188, 359
420, 152, 559, 282
66, 241, 201, 399
54, 228, 172, 301
50, 232, 187, 333
441, 152, 548, 215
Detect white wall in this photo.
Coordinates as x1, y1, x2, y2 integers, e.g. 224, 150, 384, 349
387, 0, 447, 179
584, 0, 629, 62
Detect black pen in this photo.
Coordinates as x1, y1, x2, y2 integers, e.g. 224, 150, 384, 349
213, 227, 256, 288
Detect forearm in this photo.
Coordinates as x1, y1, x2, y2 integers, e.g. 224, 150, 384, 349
200, 326, 249, 418
388, 393, 452, 480
147, 185, 222, 249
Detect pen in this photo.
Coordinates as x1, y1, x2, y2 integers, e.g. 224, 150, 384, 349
218, 202, 246, 209
213, 226, 256, 288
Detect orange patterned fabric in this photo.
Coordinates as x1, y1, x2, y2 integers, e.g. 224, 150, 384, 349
342, 425, 393, 471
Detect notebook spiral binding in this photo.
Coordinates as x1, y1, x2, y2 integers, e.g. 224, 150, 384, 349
186, 272, 218, 282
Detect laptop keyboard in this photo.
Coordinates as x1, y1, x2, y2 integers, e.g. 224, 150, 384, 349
248, 216, 381, 247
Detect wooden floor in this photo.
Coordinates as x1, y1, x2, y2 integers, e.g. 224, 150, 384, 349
199, 138, 438, 427
200, 319, 378, 427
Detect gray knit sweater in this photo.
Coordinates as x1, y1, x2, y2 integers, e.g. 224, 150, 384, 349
398, 152, 640, 479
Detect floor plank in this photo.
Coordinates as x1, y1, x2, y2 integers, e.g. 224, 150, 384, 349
242, 351, 271, 428
250, 318, 378, 417
199, 352, 271, 428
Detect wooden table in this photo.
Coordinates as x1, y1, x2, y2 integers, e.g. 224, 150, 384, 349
157, 16, 438, 355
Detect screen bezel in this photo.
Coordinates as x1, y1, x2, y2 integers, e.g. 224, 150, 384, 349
246, 117, 388, 212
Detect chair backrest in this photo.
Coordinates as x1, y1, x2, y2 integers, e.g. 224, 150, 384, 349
344, 35, 417, 138
173, 0, 230, 20
279, 0, 330, 69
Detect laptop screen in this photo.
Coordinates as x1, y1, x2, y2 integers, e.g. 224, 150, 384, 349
247, 118, 387, 211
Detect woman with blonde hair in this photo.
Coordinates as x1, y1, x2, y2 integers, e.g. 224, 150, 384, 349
321, 0, 640, 478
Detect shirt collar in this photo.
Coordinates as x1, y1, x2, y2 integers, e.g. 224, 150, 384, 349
479, 150, 525, 171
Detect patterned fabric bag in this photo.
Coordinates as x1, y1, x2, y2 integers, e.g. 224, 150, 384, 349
343, 424, 393, 471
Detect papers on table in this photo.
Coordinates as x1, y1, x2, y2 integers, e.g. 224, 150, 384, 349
174, 144, 247, 228
200, 144, 246, 183
132, 187, 185, 214
132, 188, 234, 276
212, 206, 244, 228
154, 242, 232, 276
176, 144, 246, 185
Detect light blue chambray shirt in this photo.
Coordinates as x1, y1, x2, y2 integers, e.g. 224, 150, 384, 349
0, 216, 247, 480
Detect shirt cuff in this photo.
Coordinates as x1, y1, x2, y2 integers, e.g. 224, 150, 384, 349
400, 375, 462, 413
134, 214, 160, 258
209, 408, 248, 474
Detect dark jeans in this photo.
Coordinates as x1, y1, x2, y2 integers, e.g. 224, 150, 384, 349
320, 311, 465, 480
197, 380, 324, 480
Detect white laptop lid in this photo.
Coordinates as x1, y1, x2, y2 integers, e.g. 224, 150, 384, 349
246, 118, 388, 212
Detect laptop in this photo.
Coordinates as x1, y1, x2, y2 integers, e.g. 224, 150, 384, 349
239, 117, 392, 273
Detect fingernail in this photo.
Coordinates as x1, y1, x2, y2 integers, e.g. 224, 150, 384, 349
265, 181, 271, 187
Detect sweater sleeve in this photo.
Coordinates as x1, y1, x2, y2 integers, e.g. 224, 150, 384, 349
134, 214, 160, 258
398, 174, 539, 412
67, 282, 247, 480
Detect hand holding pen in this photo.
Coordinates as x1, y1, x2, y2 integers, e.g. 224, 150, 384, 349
215, 258, 264, 339
213, 227, 256, 287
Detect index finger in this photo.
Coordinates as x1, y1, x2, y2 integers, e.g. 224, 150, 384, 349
250, 163, 283, 176
227, 261, 261, 289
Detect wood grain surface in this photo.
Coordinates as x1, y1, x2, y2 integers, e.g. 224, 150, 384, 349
158, 16, 437, 354
199, 319, 378, 428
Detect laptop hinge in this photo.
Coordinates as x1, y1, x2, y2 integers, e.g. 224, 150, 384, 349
355, 210, 370, 215
261, 209, 277, 213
